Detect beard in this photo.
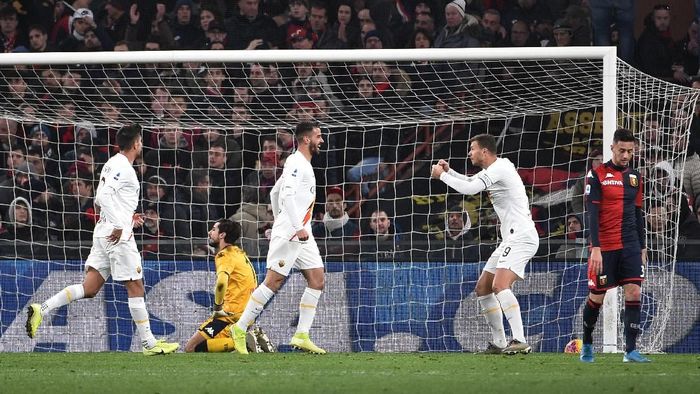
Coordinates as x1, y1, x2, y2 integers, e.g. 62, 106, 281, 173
310, 142, 321, 155
208, 238, 218, 247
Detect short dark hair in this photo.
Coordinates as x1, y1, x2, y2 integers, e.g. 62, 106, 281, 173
613, 128, 636, 143
470, 133, 497, 153
295, 121, 318, 142
216, 219, 241, 244
116, 124, 142, 151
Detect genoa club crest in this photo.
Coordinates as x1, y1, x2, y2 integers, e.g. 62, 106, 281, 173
629, 174, 638, 187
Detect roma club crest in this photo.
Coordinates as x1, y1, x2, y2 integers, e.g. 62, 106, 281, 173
629, 174, 638, 187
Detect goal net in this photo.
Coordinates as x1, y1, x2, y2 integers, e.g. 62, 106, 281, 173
0, 48, 695, 353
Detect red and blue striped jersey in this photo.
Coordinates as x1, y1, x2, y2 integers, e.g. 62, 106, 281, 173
585, 161, 645, 251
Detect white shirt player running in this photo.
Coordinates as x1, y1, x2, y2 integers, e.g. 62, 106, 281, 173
270, 150, 316, 240
93, 153, 140, 241
439, 157, 537, 241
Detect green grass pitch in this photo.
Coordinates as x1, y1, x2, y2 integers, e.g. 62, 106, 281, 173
1, 352, 698, 393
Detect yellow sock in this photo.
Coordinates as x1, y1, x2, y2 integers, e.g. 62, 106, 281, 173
206, 338, 235, 352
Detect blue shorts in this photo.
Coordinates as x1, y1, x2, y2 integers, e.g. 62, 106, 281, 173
588, 248, 644, 292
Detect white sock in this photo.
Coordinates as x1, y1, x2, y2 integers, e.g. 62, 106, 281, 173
128, 297, 157, 349
296, 287, 322, 334
41, 284, 85, 317
236, 284, 275, 330
477, 293, 507, 348
496, 289, 526, 343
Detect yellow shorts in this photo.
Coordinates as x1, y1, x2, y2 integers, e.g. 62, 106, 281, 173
197, 315, 239, 340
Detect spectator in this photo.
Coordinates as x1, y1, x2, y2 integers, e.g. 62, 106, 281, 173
551, 19, 573, 47
312, 186, 359, 239
143, 175, 190, 240
289, 27, 314, 49
186, 168, 223, 253
563, 5, 592, 47
309, 1, 343, 49
555, 214, 588, 260
327, 0, 361, 48
284, 0, 312, 47
28, 25, 56, 52
481, 8, 506, 46
0, 6, 26, 53
415, 11, 436, 39
507, 19, 538, 47
199, 7, 221, 33
424, 203, 479, 262
675, 18, 700, 79
204, 20, 228, 49
59, 8, 113, 52
224, 0, 282, 50
588, 0, 634, 63
0, 196, 45, 242
143, 122, 193, 185
124, 3, 175, 50
61, 175, 96, 241
170, 0, 203, 49
138, 201, 169, 259
434, 0, 479, 49
98, 0, 130, 44
230, 201, 273, 258
635, 4, 679, 83
205, 142, 241, 217
241, 155, 281, 206
360, 208, 402, 261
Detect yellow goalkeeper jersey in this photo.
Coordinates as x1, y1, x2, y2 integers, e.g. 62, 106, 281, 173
215, 245, 257, 315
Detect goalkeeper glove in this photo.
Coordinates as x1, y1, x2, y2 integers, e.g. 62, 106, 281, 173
211, 304, 230, 319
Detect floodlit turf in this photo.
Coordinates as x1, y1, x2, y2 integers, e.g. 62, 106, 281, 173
0, 352, 698, 393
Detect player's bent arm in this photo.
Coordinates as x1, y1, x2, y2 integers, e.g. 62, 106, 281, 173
447, 169, 472, 181
439, 172, 486, 195
281, 185, 303, 231
95, 185, 123, 229
213, 271, 229, 313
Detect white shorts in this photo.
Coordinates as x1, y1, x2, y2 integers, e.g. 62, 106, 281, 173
85, 237, 143, 281
484, 235, 539, 279
266, 236, 324, 277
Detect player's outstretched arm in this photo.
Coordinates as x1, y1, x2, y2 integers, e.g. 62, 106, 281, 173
436, 169, 487, 196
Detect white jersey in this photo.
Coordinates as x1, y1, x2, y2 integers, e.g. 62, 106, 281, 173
270, 150, 316, 240
440, 157, 536, 241
93, 153, 139, 240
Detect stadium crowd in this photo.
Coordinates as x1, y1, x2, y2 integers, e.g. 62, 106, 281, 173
0, 0, 699, 260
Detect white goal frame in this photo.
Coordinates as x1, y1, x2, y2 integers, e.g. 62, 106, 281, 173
0, 46, 622, 352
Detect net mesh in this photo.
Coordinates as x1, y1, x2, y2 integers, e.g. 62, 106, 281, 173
0, 51, 696, 353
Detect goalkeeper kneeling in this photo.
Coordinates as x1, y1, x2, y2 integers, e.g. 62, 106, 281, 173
184, 219, 275, 353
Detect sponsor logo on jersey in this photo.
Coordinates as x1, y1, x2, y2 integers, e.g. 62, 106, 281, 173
113, 172, 120, 181
587, 170, 594, 178
599, 275, 607, 286
292, 169, 298, 177
605, 173, 614, 178
629, 174, 638, 187
278, 260, 285, 267
136, 266, 142, 274
601, 179, 623, 186
584, 184, 591, 195
205, 327, 215, 336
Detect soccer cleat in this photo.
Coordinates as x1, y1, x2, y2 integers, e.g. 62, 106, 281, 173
579, 344, 594, 363
623, 350, 651, 363
245, 330, 262, 353
230, 324, 249, 355
479, 342, 504, 354
253, 326, 276, 353
143, 339, 179, 356
290, 332, 326, 354
26, 303, 42, 338
502, 339, 532, 355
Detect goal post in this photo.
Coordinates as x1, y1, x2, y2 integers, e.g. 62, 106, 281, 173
0, 47, 695, 353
